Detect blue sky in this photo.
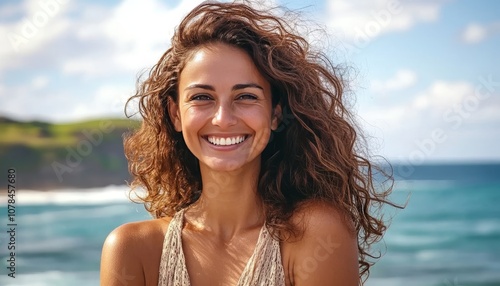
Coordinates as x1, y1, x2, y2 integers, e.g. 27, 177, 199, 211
0, 0, 499, 163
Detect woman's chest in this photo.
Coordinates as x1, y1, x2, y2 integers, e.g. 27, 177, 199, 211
182, 229, 259, 286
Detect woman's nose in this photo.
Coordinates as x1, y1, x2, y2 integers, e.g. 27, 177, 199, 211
212, 101, 237, 128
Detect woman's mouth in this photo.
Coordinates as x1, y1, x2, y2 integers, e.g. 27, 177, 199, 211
205, 135, 249, 146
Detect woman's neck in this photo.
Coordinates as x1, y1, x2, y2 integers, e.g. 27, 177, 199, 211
185, 162, 264, 240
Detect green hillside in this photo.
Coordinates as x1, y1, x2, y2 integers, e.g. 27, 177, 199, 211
0, 117, 140, 190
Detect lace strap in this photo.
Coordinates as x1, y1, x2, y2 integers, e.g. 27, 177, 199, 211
157, 209, 191, 286
237, 226, 286, 285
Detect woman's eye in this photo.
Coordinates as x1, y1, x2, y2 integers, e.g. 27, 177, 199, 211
237, 94, 258, 100
191, 94, 212, 101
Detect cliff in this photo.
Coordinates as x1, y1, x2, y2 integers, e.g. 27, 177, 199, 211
0, 116, 139, 190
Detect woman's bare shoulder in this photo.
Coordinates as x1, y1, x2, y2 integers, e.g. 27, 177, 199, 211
283, 200, 359, 285
102, 216, 173, 261
293, 200, 355, 234
100, 216, 172, 286
106, 216, 172, 243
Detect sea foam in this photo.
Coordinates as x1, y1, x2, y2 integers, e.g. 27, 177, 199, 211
14, 185, 133, 206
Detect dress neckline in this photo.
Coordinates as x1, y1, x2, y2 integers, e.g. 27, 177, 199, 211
174, 208, 268, 285
158, 208, 285, 286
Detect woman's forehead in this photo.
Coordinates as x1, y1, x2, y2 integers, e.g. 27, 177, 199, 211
179, 43, 270, 91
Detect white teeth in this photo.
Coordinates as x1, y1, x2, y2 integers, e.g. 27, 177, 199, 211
207, 136, 246, 146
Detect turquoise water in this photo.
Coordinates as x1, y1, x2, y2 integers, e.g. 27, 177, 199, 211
1, 164, 500, 286
0, 186, 151, 286
368, 181, 500, 286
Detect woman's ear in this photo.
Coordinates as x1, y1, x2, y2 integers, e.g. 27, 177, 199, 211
168, 97, 182, 132
271, 104, 282, 131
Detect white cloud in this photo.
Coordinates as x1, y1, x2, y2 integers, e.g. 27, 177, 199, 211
461, 23, 486, 44
371, 69, 417, 94
405, 79, 499, 124
479, 99, 500, 122
461, 21, 500, 44
60, 0, 205, 77
0, 0, 71, 73
93, 84, 135, 115
0, 81, 134, 122
363, 80, 478, 123
326, 0, 449, 44
31, 75, 49, 89
359, 79, 500, 161
359, 105, 407, 130
0, 0, 209, 77
411, 81, 473, 111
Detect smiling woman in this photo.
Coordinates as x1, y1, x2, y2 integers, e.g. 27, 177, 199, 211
99, 1, 398, 286
171, 43, 279, 173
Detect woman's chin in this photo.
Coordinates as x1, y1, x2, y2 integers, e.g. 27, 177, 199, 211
200, 156, 259, 174
205, 160, 243, 172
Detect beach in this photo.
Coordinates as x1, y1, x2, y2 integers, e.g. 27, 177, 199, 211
1, 164, 499, 286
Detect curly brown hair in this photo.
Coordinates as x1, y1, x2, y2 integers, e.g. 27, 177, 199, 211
124, 0, 399, 282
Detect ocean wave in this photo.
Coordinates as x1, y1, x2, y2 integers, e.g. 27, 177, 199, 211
13, 185, 134, 206
415, 249, 456, 262
385, 233, 455, 247
393, 179, 458, 191
0, 270, 99, 286
473, 220, 500, 235
19, 204, 138, 225
365, 276, 447, 286
16, 237, 84, 255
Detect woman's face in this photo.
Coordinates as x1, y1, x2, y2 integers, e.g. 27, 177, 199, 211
170, 43, 280, 173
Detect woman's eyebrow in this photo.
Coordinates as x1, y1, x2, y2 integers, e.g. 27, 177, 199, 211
232, 83, 263, 91
184, 83, 264, 91
184, 84, 215, 91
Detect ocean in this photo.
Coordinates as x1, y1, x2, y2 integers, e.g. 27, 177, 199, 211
1, 164, 499, 286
